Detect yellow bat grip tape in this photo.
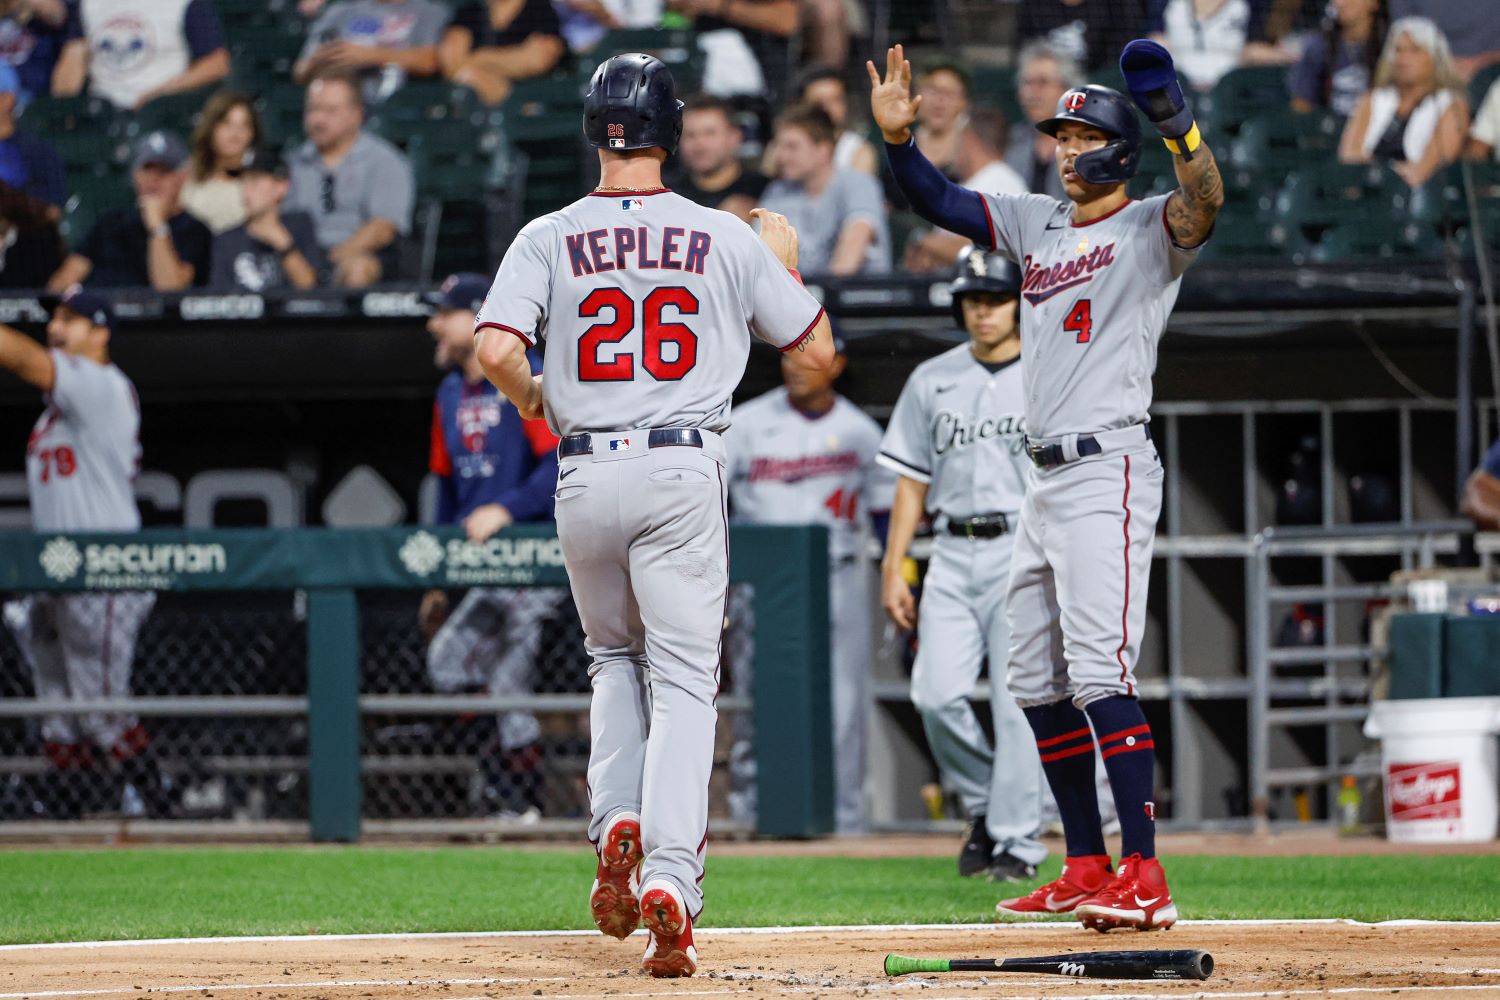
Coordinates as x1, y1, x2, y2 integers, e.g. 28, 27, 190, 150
1163, 122, 1201, 156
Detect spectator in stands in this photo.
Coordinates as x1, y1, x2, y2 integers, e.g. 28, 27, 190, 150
671, 93, 767, 222
1462, 439, 1500, 530
210, 148, 322, 293
665, 0, 797, 100
1390, 0, 1500, 81
181, 91, 263, 235
285, 70, 414, 288
1339, 17, 1470, 188
293, 0, 451, 104
0, 61, 62, 286
550, 0, 632, 56
47, 130, 211, 291
420, 271, 561, 821
913, 61, 969, 177
903, 110, 1026, 274
0, 62, 63, 211
798, 0, 848, 71
1467, 76, 1500, 160
795, 66, 877, 175
0, 0, 80, 101
1017, 0, 1147, 72
438, 0, 565, 106
1289, 0, 1388, 116
761, 102, 889, 275
1147, 0, 1259, 91
1007, 41, 1079, 199
55, 0, 230, 111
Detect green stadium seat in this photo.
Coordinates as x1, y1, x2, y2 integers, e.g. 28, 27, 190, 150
60, 166, 134, 245
1309, 219, 1437, 262
254, 84, 308, 150
1230, 111, 1340, 171
1199, 65, 1288, 136
1271, 162, 1394, 239
129, 87, 222, 139
1194, 202, 1297, 261
595, 27, 699, 73
229, 23, 307, 88
19, 94, 117, 145
969, 65, 1022, 132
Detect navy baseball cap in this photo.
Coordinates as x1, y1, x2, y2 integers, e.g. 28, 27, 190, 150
425, 272, 490, 313
132, 130, 189, 171
43, 285, 114, 331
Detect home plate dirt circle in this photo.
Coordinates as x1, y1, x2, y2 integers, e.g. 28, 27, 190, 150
5, 922, 1500, 1000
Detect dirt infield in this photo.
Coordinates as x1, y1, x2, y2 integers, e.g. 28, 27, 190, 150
6, 922, 1500, 1000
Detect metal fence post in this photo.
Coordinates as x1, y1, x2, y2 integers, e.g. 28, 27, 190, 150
307, 587, 361, 842
1248, 531, 1270, 834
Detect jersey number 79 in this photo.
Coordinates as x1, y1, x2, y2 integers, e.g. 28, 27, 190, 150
578, 286, 699, 381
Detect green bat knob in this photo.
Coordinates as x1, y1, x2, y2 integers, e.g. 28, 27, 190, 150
884, 954, 951, 977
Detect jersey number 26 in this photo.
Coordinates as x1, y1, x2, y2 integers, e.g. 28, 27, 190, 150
578, 286, 699, 382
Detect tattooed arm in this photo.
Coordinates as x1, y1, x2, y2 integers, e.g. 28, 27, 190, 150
1164, 141, 1225, 249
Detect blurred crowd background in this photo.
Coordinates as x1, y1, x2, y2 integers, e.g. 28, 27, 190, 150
1, 0, 1498, 294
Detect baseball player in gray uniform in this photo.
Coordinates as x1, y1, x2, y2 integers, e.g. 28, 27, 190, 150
0, 287, 163, 818
474, 54, 835, 978
878, 247, 1046, 884
872, 38, 1223, 930
724, 338, 893, 834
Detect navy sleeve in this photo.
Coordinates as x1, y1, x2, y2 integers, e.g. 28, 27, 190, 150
1288, 32, 1323, 104
496, 446, 558, 522
884, 138, 993, 248
173, 215, 214, 286
63, 0, 82, 41
22, 135, 68, 209
1143, 0, 1168, 34
435, 475, 458, 524
182, 0, 226, 60
1482, 439, 1500, 480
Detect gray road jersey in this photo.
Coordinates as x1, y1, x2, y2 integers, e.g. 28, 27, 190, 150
877, 345, 1029, 518
26, 351, 141, 532
978, 192, 1200, 439
725, 387, 894, 560
476, 190, 825, 437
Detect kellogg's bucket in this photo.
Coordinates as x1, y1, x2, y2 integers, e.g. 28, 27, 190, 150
1364, 697, 1500, 843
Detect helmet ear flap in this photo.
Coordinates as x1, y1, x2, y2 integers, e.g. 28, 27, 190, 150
1072, 137, 1138, 185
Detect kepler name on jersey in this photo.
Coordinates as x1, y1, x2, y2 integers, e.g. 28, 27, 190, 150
566, 227, 713, 276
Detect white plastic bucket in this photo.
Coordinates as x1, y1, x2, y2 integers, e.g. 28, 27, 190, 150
1363, 697, 1500, 843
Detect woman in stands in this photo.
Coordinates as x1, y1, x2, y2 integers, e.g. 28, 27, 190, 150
181, 91, 264, 234
1290, 0, 1388, 117
1338, 16, 1469, 187
439, 0, 566, 106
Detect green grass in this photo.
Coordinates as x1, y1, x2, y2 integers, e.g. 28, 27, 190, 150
2, 850, 1498, 945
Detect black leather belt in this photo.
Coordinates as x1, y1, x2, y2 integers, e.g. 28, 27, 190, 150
558, 428, 704, 458
943, 513, 1010, 538
1026, 435, 1102, 469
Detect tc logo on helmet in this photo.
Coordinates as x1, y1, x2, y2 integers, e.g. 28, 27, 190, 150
1065, 91, 1087, 111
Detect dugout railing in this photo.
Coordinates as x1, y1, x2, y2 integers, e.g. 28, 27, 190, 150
0, 525, 832, 841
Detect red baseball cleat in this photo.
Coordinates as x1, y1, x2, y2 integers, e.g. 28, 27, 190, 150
589, 812, 643, 939
1074, 853, 1178, 932
639, 882, 698, 978
996, 855, 1113, 918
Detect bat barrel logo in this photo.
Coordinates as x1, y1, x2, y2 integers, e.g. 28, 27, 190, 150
1059, 962, 1087, 977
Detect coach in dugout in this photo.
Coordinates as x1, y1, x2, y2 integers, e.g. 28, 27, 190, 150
0, 286, 168, 819
418, 272, 564, 820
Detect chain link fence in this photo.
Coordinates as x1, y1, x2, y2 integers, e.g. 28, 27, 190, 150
0, 582, 756, 833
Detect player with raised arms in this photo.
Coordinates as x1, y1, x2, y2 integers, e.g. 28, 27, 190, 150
474, 53, 835, 977
869, 40, 1224, 931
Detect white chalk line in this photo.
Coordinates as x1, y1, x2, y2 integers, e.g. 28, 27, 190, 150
6, 917, 1500, 953
0, 979, 568, 1000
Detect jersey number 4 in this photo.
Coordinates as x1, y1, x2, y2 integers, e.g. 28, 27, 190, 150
1065, 299, 1093, 344
578, 286, 699, 382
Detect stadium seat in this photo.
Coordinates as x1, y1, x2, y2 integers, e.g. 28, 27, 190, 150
1231, 112, 1341, 171
495, 77, 588, 217
129, 87, 223, 140
1309, 219, 1438, 262
1469, 62, 1500, 115
18, 94, 117, 144
229, 23, 306, 89
254, 85, 309, 151
1195, 202, 1296, 261
1272, 162, 1393, 240
1199, 65, 1288, 136
969, 65, 1023, 134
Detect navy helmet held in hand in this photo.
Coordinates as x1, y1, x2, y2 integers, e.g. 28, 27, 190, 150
583, 53, 685, 155
1035, 85, 1142, 186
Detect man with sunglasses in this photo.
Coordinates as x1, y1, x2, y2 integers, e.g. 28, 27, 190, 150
285, 68, 414, 287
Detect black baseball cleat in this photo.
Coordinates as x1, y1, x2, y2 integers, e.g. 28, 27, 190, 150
958, 814, 997, 878
989, 850, 1039, 884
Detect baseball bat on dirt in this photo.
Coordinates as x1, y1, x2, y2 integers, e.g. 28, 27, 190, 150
883, 948, 1213, 981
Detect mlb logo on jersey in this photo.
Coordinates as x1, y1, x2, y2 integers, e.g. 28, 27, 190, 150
609, 437, 632, 451
622, 198, 645, 212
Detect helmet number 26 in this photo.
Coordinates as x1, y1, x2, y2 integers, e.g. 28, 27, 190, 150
1065, 299, 1093, 344
578, 286, 699, 381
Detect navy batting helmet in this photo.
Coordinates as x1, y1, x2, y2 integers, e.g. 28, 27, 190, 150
949, 246, 1019, 327
583, 53, 684, 155
1035, 85, 1141, 185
